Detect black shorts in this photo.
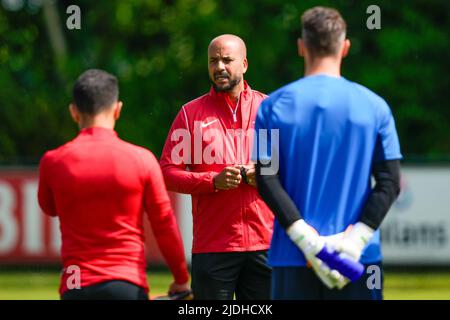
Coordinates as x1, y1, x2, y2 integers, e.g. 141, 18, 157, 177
191, 250, 272, 300
61, 280, 148, 300
271, 261, 384, 300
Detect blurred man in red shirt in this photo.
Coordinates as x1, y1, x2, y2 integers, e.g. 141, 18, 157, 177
38, 69, 190, 300
160, 35, 273, 300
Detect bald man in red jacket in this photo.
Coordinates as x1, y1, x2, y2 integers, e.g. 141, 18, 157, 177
38, 69, 190, 300
160, 35, 273, 300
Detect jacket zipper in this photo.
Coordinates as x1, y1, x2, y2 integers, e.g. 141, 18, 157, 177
225, 95, 247, 247
226, 97, 240, 123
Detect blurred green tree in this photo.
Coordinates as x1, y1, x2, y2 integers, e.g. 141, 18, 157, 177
0, 0, 449, 164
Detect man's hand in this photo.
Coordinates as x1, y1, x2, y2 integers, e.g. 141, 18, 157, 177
309, 255, 349, 290
333, 222, 375, 261
240, 164, 256, 187
322, 230, 347, 249
167, 281, 193, 300
286, 220, 349, 289
308, 226, 352, 290
286, 219, 324, 256
213, 166, 242, 190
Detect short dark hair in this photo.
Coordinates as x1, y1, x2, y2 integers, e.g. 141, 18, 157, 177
301, 6, 347, 57
72, 69, 119, 115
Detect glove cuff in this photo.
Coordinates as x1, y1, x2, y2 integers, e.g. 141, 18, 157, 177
286, 219, 319, 252
286, 219, 308, 242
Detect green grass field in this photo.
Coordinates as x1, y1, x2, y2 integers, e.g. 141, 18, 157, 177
1, 270, 449, 300
0, 269, 173, 300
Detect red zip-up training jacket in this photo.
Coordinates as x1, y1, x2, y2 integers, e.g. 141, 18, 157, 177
160, 82, 274, 253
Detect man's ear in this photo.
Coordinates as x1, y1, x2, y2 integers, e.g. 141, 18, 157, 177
113, 101, 123, 120
297, 38, 305, 57
242, 57, 248, 74
341, 39, 351, 58
69, 104, 80, 124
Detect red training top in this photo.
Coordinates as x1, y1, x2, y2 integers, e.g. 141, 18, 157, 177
160, 82, 274, 253
38, 127, 189, 295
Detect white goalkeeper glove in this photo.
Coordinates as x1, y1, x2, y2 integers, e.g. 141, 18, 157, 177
308, 255, 349, 289
322, 231, 346, 249
287, 219, 348, 289
326, 222, 375, 262
286, 219, 324, 257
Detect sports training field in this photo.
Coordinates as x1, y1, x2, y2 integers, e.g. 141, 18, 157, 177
0, 270, 449, 300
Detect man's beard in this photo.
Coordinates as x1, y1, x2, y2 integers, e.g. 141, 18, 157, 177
211, 73, 242, 92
